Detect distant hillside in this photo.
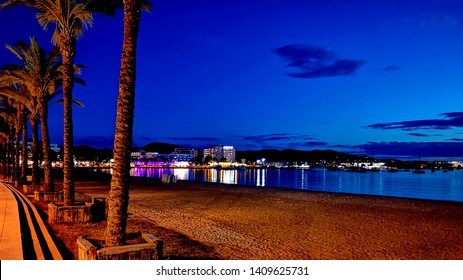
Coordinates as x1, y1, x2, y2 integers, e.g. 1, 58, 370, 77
236, 149, 361, 163
141, 142, 184, 154
72, 143, 362, 163
74, 145, 113, 161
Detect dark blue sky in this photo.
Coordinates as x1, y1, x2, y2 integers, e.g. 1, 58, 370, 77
2, 0, 463, 159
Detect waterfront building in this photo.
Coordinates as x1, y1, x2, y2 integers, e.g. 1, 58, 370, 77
21, 142, 61, 153
203, 145, 235, 162
171, 148, 198, 162
223, 146, 236, 162
203, 148, 213, 159
145, 152, 159, 158
49, 144, 60, 153
131, 150, 143, 159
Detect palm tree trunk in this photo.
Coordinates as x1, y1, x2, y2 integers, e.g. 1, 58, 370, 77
30, 116, 40, 186
1, 142, 3, 179
14, 127, 20, 181
105, 0, 142, 247
21, 106, 27, 181
59, 35, 76, 206
5, 137, 10, 179
2, 141, 8, 179
8, 126, 14, 180
10, 127, 17, 181
39, 105, 54, 192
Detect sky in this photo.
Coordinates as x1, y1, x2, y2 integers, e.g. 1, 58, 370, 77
1, 0, 463, 160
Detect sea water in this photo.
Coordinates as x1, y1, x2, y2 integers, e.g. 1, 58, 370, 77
130, 167, 463, 202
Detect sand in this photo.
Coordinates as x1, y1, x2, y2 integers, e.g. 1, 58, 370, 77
75, 177, 463, 260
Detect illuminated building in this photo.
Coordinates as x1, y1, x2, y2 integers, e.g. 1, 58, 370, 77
203, 145, 235, 162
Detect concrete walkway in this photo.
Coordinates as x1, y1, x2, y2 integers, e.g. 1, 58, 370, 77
0, 181, 23, 260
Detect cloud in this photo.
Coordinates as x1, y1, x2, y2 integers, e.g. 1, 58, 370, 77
138, 136, 156, 142
367, 112, 463, 131
237, 133, 327, 149
273, 44, 365, 78
239, 133, 306, 143
329, 144, 354, 149
382, 65, 400, 71
302, 141, 328, 147
164, 136, 220, 142
408, 133, 429, 137
75, 135, 114, 148
355, 141, 463, 158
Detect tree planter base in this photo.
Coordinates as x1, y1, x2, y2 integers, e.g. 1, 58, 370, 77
34, 191, 63, 202
48, 198, 107, 224
77, 233, 163, 260
48, 203, 92, 224
14, 180, 30, 188
23, 185, 38, 194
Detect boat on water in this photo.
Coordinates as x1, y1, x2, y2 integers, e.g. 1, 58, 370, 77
412, 169, 426, 174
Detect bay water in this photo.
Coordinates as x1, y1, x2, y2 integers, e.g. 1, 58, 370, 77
130, 167, 463, 202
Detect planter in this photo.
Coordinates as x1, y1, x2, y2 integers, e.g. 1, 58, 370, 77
48, 198, 107, 224
34, 191, 63, 202
77, 233, 164, 260
22, 184, 38, 195
48, 203, 92, 224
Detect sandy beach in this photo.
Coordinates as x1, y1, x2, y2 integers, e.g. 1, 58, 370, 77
63, 176, 463, 260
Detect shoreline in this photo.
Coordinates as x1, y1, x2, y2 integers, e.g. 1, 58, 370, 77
62, 176, 463, 260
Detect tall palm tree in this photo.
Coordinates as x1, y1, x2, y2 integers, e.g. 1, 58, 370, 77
0, 87, 41, 186
105, 0, 151, 247
0, 95, 23, 181
0, 118, 9, 179
0, 95, 30, 182
1, 0, 121, 205
20, 104, 28, 181
0, 99, 16, 180
13, 101, 24, 180
0, 96, 29, 182
2, 38, 63, 191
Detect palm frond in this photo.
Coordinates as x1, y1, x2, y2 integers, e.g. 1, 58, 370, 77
52, 97, 84, 108
0, 0, 36, 10
141, 0, 153, 12
86, 0, 122, 16
74, 77, 86, 86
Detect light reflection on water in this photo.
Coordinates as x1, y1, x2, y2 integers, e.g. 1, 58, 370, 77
129, 168, 463, 202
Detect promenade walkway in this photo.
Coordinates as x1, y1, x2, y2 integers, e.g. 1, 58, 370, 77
0, 181, 22, 259
0, 181, 62, 260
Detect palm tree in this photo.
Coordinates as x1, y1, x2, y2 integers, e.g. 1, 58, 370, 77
0, 99, 16, 180
0, 87, 41, 186
0, 96, 30, 182
0, 118, 10, 178
12, 102, 25, 180
105, 0, 151, 247
20, 104, 28, 181
0, 100, 27, 182
2, 38, 63, 191
0, 0, 121, 205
